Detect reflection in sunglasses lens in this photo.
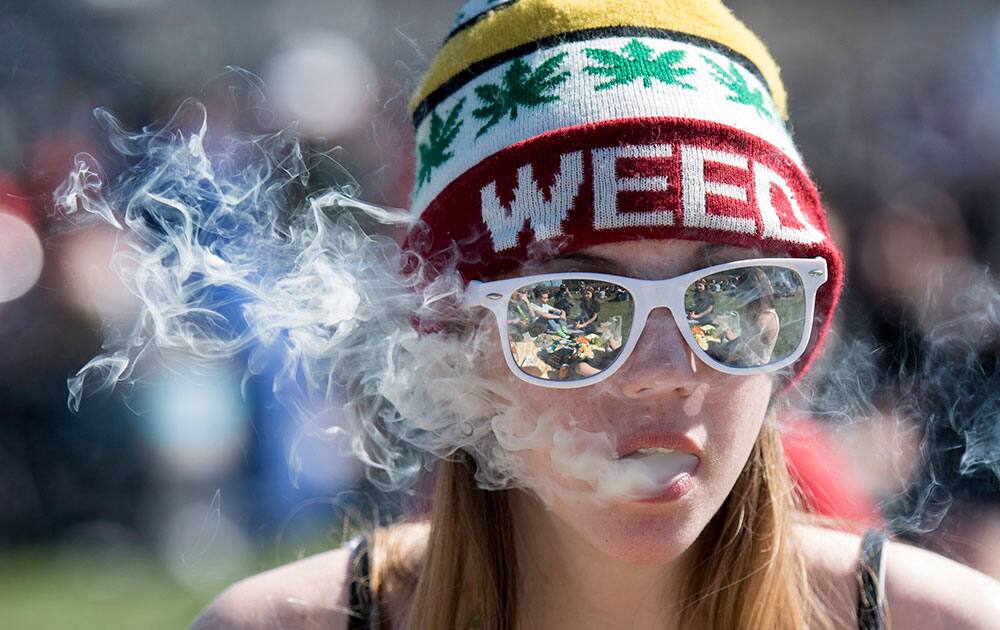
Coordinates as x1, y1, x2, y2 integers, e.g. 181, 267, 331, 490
507, 280, 633, 381
684, 266, 806, 368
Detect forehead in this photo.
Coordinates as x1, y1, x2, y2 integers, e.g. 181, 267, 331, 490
518, 239, 766, 280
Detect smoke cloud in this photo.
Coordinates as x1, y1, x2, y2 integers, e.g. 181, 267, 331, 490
55, 101, 557, 497
57, 101, 1000, 526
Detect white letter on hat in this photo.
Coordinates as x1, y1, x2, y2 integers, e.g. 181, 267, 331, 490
754, 162, 824, 244
481, 151, 584, 251
592, 144, 675, 230
680, 145, 756, 234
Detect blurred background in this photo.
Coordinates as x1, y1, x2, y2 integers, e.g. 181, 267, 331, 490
1, 0, 999, 627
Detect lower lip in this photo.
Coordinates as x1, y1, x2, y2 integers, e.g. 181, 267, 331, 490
635, 467, 698, 503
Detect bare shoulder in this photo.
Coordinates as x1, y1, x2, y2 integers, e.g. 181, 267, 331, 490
189, 522, 430, 630
795, 523, 866, 626
880, 534, 1000, 629
795, 523, 1000, 629
190, 544, 355, 630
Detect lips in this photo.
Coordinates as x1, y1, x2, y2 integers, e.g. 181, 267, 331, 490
614, 432, 703, 460
599, 432, 703, 501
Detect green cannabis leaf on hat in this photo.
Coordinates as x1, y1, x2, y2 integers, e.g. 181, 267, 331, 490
472, 52, 570, 137
416, 97, 465, 189
702, 56, 773, 119
583, 39, 696, 91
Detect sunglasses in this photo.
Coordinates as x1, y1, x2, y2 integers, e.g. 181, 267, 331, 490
465, 257, 828, 388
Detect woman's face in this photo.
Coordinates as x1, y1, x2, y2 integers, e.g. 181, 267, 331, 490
479, 239, 774, 565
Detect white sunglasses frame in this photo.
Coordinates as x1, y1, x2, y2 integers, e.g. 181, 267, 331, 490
465, 256, 829, 388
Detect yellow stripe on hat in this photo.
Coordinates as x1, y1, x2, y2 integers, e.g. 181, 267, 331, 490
411, 0, 788, 119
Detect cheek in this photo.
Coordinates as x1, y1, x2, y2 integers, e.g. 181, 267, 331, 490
472, 319, 597, 493
698, 374, 772, 483
713, 374, 772, 436
474, 314, 573, 414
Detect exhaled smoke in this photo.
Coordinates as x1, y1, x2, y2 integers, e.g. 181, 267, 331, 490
57, 102, 1000, 521
54, 101, 592, 497
800, 262, 1000, 535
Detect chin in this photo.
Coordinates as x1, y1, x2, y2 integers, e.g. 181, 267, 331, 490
557, 496, 710, 565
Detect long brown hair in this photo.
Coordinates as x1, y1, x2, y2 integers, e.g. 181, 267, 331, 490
375, 416, 835, 630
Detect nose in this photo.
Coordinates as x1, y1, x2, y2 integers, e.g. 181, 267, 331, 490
615, 307, 703, 398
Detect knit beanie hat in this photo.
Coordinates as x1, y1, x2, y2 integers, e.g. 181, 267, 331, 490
403, 0, 844, 377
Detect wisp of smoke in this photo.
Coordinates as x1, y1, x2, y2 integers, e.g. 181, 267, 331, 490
54, 101, 641, 500
801, 264, 1000, 535
55, 100, 473, 490
57, 101, 1000, 526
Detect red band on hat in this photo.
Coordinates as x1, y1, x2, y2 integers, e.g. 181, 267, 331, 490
405, 117, 843, 379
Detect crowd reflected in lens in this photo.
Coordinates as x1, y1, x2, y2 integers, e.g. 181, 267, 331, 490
506, 266, 806, 380
507, 281, 633, 381
684, 266, 806, 368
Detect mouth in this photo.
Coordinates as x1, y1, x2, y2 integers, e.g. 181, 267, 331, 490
614, 433, 702, 460
620, 446, 682, 456
611, 435, 702, 502
619, 446, 690, 460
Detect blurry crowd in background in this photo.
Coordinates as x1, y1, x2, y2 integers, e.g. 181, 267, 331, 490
2, 0, 1000, 625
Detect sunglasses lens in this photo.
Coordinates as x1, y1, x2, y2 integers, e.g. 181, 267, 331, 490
507, 281, 634, 381
684, 266, 806, 369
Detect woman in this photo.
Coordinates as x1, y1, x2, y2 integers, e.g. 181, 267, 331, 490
571, 285, 601, 335
194, 1, 1000, 628
686, 279, 716, 324
708, 268, 781, 368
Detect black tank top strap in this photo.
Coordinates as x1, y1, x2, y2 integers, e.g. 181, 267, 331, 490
856, 529, 888, 630
347, 535, 380, 630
